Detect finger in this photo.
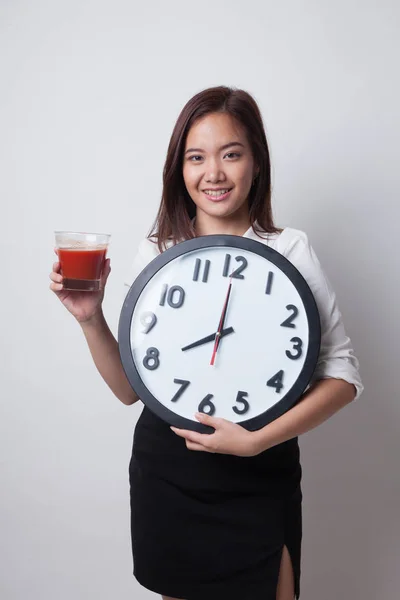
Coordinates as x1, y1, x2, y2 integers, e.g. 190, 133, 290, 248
100, 258, 111, 284
50, 270, 63, 283
103, 258, 111, 276
54, 247, 59, 256
49, 281, 63, 292
52, 261, 61, 272
195, 412, 219, 429
185, 440, 213, 452
170, 427, 206, 445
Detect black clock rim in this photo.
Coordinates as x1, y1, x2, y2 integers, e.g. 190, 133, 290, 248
118, 235, 321, 433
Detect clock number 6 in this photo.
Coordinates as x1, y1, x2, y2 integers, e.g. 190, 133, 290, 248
143, 347, 160, 370
198, 394, 216, 416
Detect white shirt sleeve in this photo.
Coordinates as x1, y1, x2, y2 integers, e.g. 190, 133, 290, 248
123, 238, 160, 292
278, 228, 364, 400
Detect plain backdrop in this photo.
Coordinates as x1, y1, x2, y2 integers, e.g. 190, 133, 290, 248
1, 1, 399, 598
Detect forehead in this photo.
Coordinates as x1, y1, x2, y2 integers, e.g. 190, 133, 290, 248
185, 113, 248, 148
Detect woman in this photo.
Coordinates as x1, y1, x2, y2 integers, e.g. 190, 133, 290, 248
50, 86, 363, 600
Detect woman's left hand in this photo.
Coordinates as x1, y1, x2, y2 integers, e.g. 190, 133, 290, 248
170, 412, 261, 457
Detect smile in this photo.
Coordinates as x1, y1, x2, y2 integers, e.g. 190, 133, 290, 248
203, 189, 232, 201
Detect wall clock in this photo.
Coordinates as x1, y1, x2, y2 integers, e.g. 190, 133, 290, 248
119, 235, 321, 433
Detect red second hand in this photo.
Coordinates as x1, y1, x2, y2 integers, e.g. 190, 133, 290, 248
210, 276, 233, 366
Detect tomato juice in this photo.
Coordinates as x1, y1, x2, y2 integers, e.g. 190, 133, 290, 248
58, 247, 107, 291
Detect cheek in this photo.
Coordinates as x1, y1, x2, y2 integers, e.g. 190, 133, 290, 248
233, 164, 253, 187
183, 166, 197, 189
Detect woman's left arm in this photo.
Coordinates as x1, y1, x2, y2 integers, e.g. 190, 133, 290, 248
254, 230, 363, 452
171, 377, 355, 456
252, 377, 355, 453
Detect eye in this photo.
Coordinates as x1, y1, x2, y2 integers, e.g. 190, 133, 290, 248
187, 152, 241, 162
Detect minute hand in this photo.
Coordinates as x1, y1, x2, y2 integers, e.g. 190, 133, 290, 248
210, 276, 233, 366
181, 327, 234, 351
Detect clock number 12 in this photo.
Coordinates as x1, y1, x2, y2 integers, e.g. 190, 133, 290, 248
223, 254, 248, 279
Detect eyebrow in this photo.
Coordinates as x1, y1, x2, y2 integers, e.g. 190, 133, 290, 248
184, 142, 245, 155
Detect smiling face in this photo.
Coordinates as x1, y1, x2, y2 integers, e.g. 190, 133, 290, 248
182, 112, 259, 235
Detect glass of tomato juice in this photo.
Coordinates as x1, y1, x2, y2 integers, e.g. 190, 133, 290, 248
54, 231, 111, 291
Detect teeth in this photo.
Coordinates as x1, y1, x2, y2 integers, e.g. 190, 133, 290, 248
204, 189, 230, 197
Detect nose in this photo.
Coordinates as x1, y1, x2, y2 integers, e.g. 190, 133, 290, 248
204, 158, 227, 184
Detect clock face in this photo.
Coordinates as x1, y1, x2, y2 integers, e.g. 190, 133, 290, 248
119, 235, 321, 432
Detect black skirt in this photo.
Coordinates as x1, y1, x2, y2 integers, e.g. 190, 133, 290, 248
129, 406, 302, 600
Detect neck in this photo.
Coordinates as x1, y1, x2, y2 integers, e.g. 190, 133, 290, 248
194, 211, 252, 237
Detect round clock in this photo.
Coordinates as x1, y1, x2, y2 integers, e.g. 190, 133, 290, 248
118, 235, 321, 433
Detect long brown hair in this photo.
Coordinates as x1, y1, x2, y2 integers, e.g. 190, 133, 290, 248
148, 86, 282, 251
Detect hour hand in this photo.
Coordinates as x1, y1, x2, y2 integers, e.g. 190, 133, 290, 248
181, 327, 234, 351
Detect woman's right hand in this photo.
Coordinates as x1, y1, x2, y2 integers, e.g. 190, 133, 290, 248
49, 251, 111, 324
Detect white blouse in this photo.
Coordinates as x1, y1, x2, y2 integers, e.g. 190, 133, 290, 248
124, 224, 364, 401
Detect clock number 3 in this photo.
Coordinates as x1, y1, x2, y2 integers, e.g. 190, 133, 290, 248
286, 337, 303, 360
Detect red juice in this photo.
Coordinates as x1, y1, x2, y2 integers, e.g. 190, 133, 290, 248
58, 247, 107, 291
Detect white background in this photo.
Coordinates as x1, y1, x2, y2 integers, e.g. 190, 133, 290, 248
1, 1, 398, 598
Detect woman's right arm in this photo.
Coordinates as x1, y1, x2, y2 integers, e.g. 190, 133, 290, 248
79, 310, 139, 406
49, 256, 139, 406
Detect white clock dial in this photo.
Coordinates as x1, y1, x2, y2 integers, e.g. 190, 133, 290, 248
119, 236, 320, 431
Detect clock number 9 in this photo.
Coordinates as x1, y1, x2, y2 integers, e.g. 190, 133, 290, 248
198, 394, 216, 416
140, 311, 157, 334
143, 347, 160, 370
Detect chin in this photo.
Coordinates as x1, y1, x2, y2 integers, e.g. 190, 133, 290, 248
206, 201, 246, 217
199, 205, 236, 218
